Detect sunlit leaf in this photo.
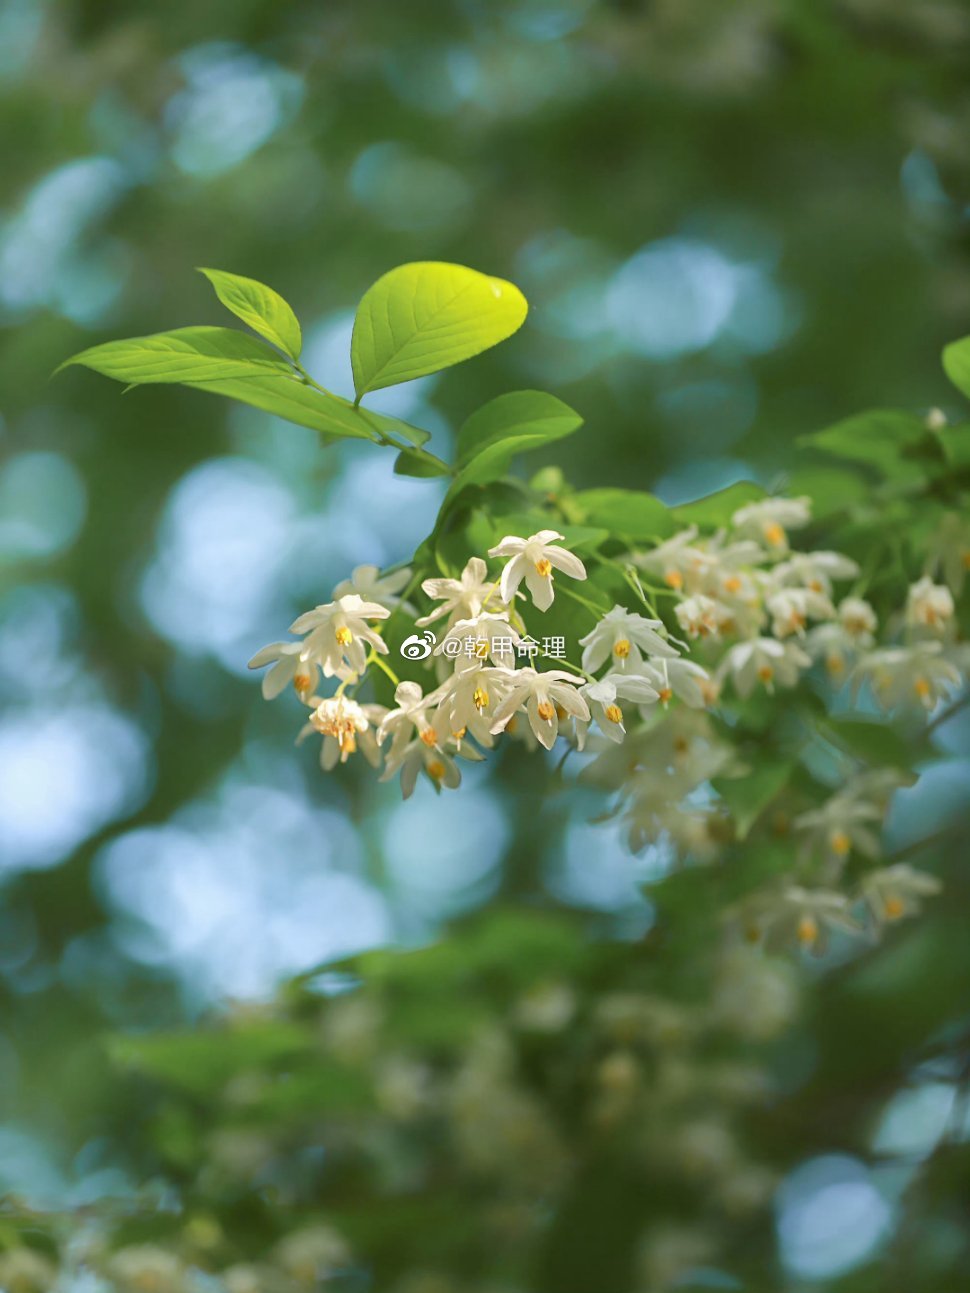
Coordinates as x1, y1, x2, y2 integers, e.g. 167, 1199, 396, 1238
351, 261, 528, 399
198, 267, 303, 361
57, 326, 293, 384
572, 488, 676, 540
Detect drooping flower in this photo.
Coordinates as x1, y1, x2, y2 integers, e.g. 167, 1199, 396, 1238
580, 605, 678, 673
765, 587, 835, 639
434, 611, 521, 673
332, 564, 413, 610
301, 697, 385, 769
738, 885, 859, 955
248, 641, 318, 701
417, 557, 497, 627
793, 794, 884, 865
432, 667, 515, 748
731, 496, 811, 550
289, 594, 390, 678
675, 594, 730, 641
377, 681, 440, 761
855, 641, 962, 711
641, 657, 714, 708
718, 637, 811, 698
490, 667, 591, 749
577, 673, 659, 747
904, 576, 954, 635
488, 530, 587, 612
380, 737, 478, 800
770, 551, 859, 596
859, 863, 941, 927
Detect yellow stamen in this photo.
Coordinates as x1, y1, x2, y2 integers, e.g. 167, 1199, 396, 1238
474, 639, 489, 659
764, 521, 785, 547
613, 638, 631, 659
914, 677, 931, 700
534, 557, 552, 578
427, 759, 445, 781
723, 575, 742, 594
797, 915, 818, 947
830, 830, 851, 857
506, 716, 518, 734
335, 625, 353, 646
294, 672, 313, 698
757, 665, 774, 684
664, 569, 683, 590
473, 686, 489, 711
452, 726, 466, 741
744, 923, 761, 944
420, 728, 437, 747
883, 895, 905, 921
604, 703, 623, 724
658, 687, 672, 705
537, 700, 556, 721
826, 653, 845, 676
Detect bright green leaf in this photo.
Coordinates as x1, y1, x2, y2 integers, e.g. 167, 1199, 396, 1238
351, 261, 528, 399
943, 335, 970, 401
57, 326, 293, 384
799, 409, 928, 478
441, 391, 582, 514
198, 267, 303, 360
572, 488, 676, 541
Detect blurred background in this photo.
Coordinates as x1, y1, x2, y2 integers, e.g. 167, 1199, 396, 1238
2, 0, 970, 1286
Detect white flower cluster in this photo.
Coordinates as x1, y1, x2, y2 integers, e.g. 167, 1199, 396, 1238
248, 493, 967, 899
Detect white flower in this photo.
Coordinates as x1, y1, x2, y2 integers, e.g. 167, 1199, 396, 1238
333, 564, 412, 610
905, 576, 954, 634
641, 657, 714, 708
380, 737, 476, 800
580, 605, 678, 673
248, 641, 318, 700
839, 597, 877, 642
576, 673, 659, 747
675, 594, 730, 641
290, 594, 390, 678
634, 526, 707, 592
490, 667, 590, 749
435, 611, 522, 673
378, 680, 439, 761
740, 885, 859, 955
432, 667, 514, 748
731, 496, 811, 550
766, 587, 835, 638
793, 795, 884, 864
859, 864, 941, 927
855, 641, 962, 711
488, 529, 587, 611
301, 696, 383, 768
770, 551, 859, 595
926, 511, 970, 594
417, 557, 497, 626
718, 637, 811, 698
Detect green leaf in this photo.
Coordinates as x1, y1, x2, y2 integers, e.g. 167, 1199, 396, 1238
57, 326, 293, 384
441, 391, 583, 514
198, 267, 303, 361
182, 372, 379, 441
713, 761, 793, 840
572, 488, 676, 541
351, 261, 528, 399
943, 336, 970, 400
394, 445, 452, 477
673, 480, 765, 529
799, 409, 929, 478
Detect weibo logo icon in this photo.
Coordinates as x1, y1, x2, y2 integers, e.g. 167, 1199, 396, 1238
399, 630, 437, 660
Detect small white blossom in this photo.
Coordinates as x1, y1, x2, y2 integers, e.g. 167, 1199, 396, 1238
378, 680, 439, 761
718, 637, 811, 698
770, 550, 859, 595
289, 594, 390, 678
731, 496, 811, 550
766, 586, 835, 638
859, 863, 941, 927
435, 611, 521, 673
905, 576, 954, 635
642, 657, 715, 708
675, 594, 731, 640
333, 564, 412, 610
490, 667, 590, 749
417, 556, 497, 626
248, 640, 318, 700
488, 529, 587, 611
740, 885, 859, 955
577, 673, 659, 747
299, 695, 384, 768
794, 794, 884, 864
580, 604, 678, 673
431, 667, 514, 747
839, 596, 878, 642
855, 641, 962, 711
